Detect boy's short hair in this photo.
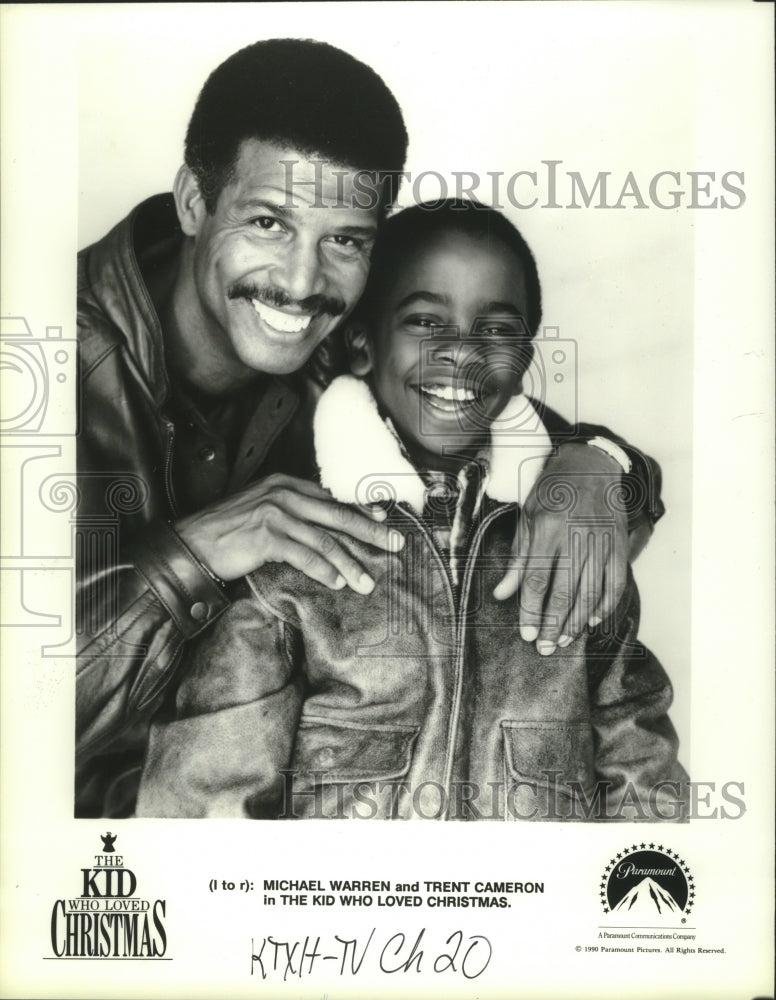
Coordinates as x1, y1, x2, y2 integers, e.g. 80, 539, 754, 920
185, 38, 408, 213
355, 199, 543, 335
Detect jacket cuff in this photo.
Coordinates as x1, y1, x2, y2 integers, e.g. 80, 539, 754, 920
618, 445, 666, 526
132, 521, 230, 638
557, 436, 665, 527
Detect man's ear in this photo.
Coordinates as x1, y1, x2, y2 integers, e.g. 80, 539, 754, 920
173, 164, 208, 237
344, 324, 374, 377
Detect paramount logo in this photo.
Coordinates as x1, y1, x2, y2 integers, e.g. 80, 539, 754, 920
601, 846, 694, 920
613, 877, 682, 916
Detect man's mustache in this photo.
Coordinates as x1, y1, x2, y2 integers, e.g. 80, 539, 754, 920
228, 281, 346, 319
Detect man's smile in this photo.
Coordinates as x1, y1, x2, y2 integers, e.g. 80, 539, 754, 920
250, 298, 313, 335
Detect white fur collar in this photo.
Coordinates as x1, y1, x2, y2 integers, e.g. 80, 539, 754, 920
314, 375, 553, 512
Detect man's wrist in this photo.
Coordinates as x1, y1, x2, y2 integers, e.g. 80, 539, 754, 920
586, 435, 631, 474
133, 520, 230, 638
553, 440, 622, 475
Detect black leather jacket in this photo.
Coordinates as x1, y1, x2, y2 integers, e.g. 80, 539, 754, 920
75, 195, 664, 817
75, 195, 318, 815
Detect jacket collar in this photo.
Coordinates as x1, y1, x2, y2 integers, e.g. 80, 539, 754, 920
79, 194, 179, 406
314, 375, 553, 512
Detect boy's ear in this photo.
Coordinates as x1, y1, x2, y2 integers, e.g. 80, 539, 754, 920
344, 324, 374, 377
173, 164, 208, 237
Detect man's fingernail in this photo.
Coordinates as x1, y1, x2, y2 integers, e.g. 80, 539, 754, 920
589, 615, 602, 627
558, 634, 573, 647
354, 573, 375, 594
369, 506, 387, 521
389, 531, 405, 552
520, 626, 539, 642
333, 574, 346, 590
537, 640, 556, 656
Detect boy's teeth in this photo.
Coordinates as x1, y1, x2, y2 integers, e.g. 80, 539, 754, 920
421, 384, 476, 402
251, 298, 312, 334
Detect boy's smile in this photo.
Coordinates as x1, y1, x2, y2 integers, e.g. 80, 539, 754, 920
358, 229, 532, 471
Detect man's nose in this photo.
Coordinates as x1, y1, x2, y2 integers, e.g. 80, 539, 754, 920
270, 239, 327, 302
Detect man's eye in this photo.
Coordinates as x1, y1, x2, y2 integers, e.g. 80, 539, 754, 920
327, 234, 367, 256
252, 216, 283, 232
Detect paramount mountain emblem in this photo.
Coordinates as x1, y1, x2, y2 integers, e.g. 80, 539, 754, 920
613, 877, 681, 915
600, 846, 694, 921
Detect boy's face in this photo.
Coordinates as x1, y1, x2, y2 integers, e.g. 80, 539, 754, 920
356, 229, 532, 471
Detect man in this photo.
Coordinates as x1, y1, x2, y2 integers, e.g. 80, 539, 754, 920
76, 38, 663, 817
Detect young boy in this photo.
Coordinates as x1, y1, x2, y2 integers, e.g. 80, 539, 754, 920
136, 200, 687, 821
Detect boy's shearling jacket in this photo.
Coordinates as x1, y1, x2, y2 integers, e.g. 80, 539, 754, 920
137, 377, 685, 822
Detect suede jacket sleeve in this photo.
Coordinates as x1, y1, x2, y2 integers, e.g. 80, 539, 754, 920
135, 580, 301, 818
586, 571, 688, 821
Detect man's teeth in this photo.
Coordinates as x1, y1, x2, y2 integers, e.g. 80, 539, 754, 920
251, 298, 312, 334
420, 384, 476, 402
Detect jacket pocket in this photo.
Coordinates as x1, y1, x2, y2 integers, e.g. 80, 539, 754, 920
285, 716, 419, 819
501, 720, 597, 821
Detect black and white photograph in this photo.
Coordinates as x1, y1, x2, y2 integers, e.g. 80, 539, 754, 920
0, 3, 773, 998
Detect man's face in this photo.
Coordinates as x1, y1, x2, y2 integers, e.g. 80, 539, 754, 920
362, 230, 532, 471
185, 138, 382, 377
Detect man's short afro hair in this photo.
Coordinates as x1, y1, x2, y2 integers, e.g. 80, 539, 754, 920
184, 38, 408, 213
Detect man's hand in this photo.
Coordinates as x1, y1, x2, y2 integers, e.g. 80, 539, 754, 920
493, 443, 630, 654
176, 474, 403, 594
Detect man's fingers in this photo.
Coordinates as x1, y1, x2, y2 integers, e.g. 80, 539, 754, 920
517, 564, 556, 643
277, 538, 350, 591
493, 514, 532, 601
591, 534, 628, 624
283, 518, 381, 595
558, 547, 603, 643
278, 490, 403, 554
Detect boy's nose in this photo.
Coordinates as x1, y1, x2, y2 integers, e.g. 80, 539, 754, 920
427, 337, 481, 367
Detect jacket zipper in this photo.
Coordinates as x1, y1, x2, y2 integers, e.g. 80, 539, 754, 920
163, 419, 178, 518
443, 503, 516, 813
396, 502, 515, 817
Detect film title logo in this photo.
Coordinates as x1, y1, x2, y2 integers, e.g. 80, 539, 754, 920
50, 833, 168, 959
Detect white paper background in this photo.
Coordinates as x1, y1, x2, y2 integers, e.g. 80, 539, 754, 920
1, 3, 773, 998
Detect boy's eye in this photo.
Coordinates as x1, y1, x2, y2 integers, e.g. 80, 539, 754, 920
480, 325, 514, 336
472, 319, 523, 338
405, 314, 445, 332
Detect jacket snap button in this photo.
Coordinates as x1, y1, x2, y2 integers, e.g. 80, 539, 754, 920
318, 747, 335, 767
190, 602, 209, 621
198, 446, 216, 462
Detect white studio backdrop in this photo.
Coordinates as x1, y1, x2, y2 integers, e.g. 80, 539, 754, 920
76, 5, 696, 752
